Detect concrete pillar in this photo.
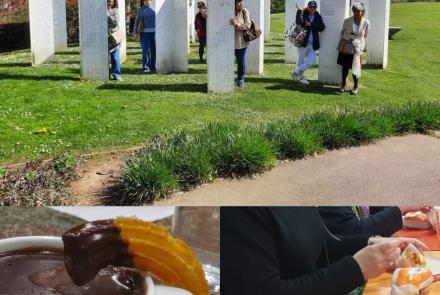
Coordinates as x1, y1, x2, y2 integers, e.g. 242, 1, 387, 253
207, 0, 234, 93
53, 0, 68, 52
189, 0, 196, 43
365, 0, 390, 68
264, 0, 270, 41
79, 0, 109, 81
156, 0, 189, 73
318, 0, 349, 84
118, 1, 127, 62
246, 0, 264, 74
29, 0, 55, 65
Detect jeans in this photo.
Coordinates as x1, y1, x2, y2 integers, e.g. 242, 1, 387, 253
110, 48, 121, 79
140, 32, 156, 71
295, 45, 317, 74
235, 47, 247, 81
199, 36, 206, 61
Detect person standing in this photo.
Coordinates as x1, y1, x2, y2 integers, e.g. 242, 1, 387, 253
195, 1, 207, 64
133, 0, 156, 73
108, 0, 122, 81
290, 1, 325, 85
230, 0, 251, 89
337, 3, 370, 95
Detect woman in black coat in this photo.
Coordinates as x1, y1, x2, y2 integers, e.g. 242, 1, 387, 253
290, 1, 325, 85
221, 207, 427, 295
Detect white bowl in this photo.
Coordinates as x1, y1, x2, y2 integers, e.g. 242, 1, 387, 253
0, 236, 192, 295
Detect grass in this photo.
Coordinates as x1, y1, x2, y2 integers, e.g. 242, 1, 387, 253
0, 3, 439, 166
119, 101, 440, 204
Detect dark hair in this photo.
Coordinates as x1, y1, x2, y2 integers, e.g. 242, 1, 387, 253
235, 0, 243, 3
140, 0, 151, 7
108, 0, 118, 8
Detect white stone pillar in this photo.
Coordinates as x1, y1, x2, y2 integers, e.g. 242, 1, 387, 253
207, 0, 234, 93
189, 0, 196, 43
246, 0, 264, 74
156, 0, 189, 73
264, 0, 270, 41
118, 1, 127, 62
79, 0, 109, 81
318, 0, 349, 84
365, 0, 389, 68
53, 0, 68, 52
29, 0, 55, 65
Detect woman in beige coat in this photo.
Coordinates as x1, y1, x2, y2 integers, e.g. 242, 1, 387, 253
230, 0, 251, 88
337, 3, 370, 95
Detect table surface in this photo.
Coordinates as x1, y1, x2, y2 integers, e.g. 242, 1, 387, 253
394, 227, 440, 251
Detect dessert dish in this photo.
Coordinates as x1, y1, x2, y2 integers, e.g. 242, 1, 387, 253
62, 217, 209, 295
403, 212, 432, 230
391, 267, 433, 295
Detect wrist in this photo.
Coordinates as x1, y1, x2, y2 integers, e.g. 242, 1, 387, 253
368, 235, 382, 246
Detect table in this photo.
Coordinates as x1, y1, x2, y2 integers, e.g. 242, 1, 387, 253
394, 228, 440, 250
363, 251, 440, 294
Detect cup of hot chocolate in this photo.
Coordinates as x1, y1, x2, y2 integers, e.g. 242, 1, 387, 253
0, 236, 192, 295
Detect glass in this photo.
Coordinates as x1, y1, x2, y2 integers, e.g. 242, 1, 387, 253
434, 206, 440, 241
172, 208, 220, 295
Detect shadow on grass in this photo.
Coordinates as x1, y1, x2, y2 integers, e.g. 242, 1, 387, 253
55, 51, 80, 56
245, 76, 341, 95
0, 73, 79, 81
97, 82, 208, 93
0, 62, 32, 67
49, 60, 80, 65
265, 58, 286, 64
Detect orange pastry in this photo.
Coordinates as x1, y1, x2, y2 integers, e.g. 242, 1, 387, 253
62, 217, 209, 295
391, 267, 433, 295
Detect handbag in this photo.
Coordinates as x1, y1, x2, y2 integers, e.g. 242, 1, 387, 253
110, 28, 125, 46
337, 39, 355, 55
243, 19, 262, 42
285, 23, 307, 48
242, 9, 262, 42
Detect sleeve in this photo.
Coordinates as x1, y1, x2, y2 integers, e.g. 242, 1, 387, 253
363, 207, 403, 237
312, 14, 325, 32
364, 19, 371, 38
221, 208, 366, 295
133, 8, 141, 34
108, 9, 119, 27
319, 207, 402, 237
340, 18, 348, 38
236, 8, 251, 30
295, 9, 304, 25
326, 234, 370, 262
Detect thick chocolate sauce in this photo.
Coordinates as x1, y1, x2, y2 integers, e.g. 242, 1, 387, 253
62, 219, 134, 285
0, 251, 147, 295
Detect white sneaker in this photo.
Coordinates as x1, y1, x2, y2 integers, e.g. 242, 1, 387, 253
290, 70, 300, 81
299, 78, 310, 85
143, 67, 150, 73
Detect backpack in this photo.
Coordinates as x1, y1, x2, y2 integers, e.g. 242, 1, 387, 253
285, 22, 307, 48
242, 9, 262, 42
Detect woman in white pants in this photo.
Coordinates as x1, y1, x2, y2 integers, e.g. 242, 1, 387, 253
291, 1, 325, 85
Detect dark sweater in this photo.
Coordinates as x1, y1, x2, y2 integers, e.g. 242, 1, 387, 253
295, 9, 325, 50
319, 207, 403, 237
221, 207, 367, 295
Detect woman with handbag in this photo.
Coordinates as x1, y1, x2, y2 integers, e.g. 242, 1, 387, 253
230, 0, 251, 89
133, 0, 156, 73
108, 0, 122, 81
290, 1, 325, 85
337, 3, 370, 95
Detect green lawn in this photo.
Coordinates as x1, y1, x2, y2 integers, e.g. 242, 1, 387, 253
1, 3, 439, 165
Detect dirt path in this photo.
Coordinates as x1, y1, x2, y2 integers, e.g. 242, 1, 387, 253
68, 148, 138, 205
155, 134, 440, 206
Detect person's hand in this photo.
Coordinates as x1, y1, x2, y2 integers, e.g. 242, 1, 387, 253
136, 33, 140, 40
296, 3, 301, 10
305, 21, 312, 27
354, 240, 402, 280
230, 17, 238, 26
368, 237, 429, 252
